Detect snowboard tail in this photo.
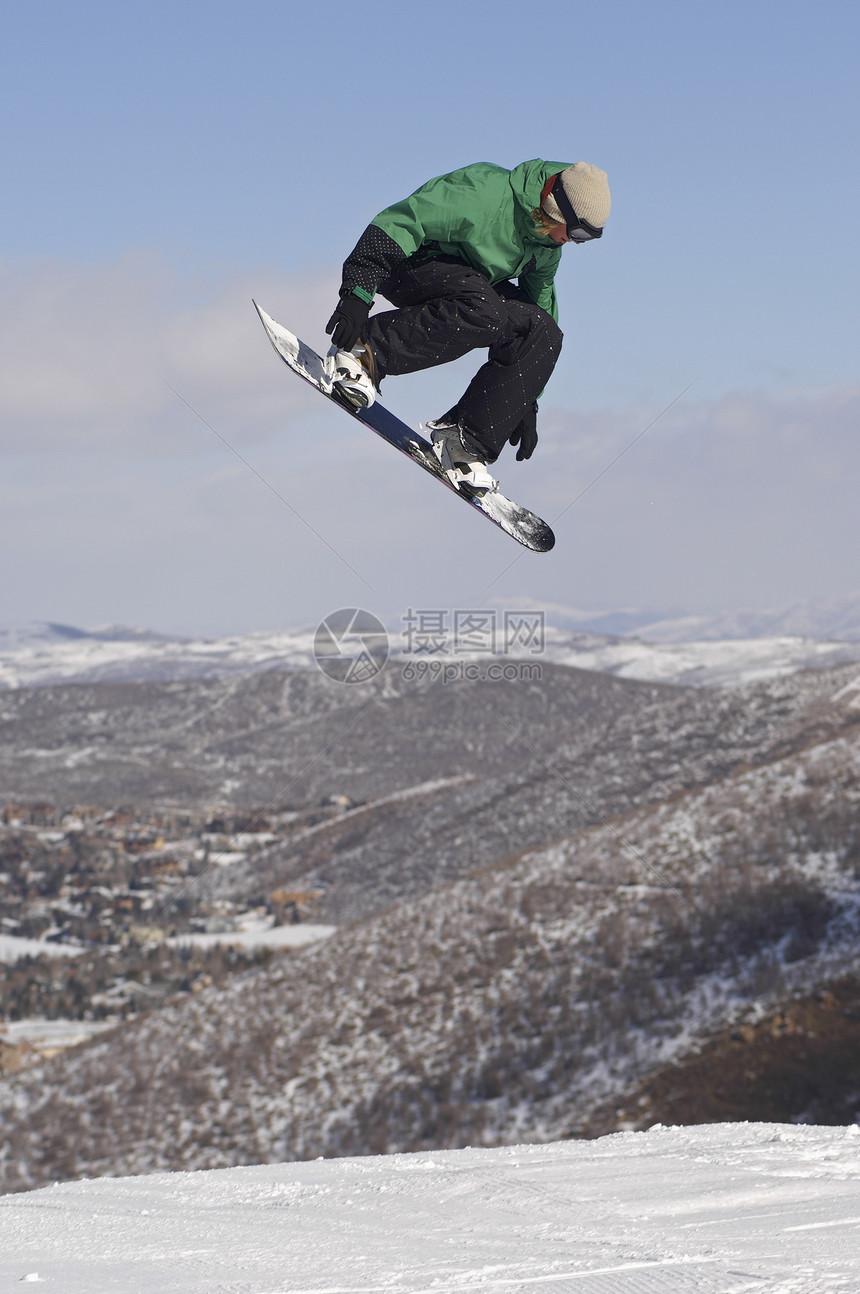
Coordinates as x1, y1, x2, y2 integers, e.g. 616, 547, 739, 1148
252, 302, 555, 553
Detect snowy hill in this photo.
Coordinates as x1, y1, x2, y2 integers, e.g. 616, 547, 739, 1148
633, 590, 860, 643
0, 621, 319, 689
515, 590, 860, 644
3, 644, 860, 1205
2, 659, 860, 933
3, 616, 860, 691
539, 629, 860, 688
2, 661, 860, 1190
2, 660, 858, 925
1, 1125, 859, 1292
0, 622, 175, 651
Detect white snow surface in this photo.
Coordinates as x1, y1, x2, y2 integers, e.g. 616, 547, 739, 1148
1, 1124, 859, 1292
0, 934, 84, 964
166, 921, 336, 952
3, 621, 860, 690
536, 630, 860, 689
0, 624, 322, 689
0, 1018, 115, 1048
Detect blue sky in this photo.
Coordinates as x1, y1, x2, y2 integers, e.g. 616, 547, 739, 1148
2, 0, 859, 635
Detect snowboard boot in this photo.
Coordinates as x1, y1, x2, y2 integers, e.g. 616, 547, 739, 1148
426, 418, 499, 494
331, 342, 378, 409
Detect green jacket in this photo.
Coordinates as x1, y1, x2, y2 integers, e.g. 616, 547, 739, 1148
346, 159, 571, 322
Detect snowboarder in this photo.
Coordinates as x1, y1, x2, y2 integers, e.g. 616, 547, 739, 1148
325, 159, 610, 492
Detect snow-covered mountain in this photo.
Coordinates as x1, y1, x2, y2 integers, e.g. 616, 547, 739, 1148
1, 656, 855, 878
0, 622, 176, 650
2, 1125, 858, 1292
513, 591, 860, 643
4, 615, 860, 690
632, 590, 860, 643
3, 660, 860, 1190
540, 629, 860, 688
3, 621, 860, 1209
0, 621, 320, 689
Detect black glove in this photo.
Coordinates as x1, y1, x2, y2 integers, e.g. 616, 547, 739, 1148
325, 291, 370, 351
508, 402, 538, 461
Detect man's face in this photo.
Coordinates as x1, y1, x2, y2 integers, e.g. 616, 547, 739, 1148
545, 222, 572, 245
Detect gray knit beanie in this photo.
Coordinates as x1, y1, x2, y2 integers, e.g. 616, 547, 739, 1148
542, 162, 611, 229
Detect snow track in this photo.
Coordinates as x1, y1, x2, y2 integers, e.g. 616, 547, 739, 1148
1, 1124, 858, 1293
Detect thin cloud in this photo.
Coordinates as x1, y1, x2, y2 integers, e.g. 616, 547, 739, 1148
0, 254, 337, 451
2, 257, 859, 633
537, 382, 860, 480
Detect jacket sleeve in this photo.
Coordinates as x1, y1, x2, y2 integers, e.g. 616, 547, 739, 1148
340, 167, 498, 302
518, 250, 562, 322
340, 224, 410, 304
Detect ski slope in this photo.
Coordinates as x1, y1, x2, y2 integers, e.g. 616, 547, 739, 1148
1, 1124, 858, 1292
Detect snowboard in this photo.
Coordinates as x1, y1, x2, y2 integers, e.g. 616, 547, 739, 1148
253, 302, 555, 553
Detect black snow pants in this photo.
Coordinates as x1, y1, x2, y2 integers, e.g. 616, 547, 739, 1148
364, 257, 563, 463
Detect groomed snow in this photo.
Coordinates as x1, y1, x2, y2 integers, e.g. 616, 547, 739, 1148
1, 1124, 858, 1292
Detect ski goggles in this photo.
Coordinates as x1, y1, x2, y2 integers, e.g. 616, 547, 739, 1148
548, 174, 603, 243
